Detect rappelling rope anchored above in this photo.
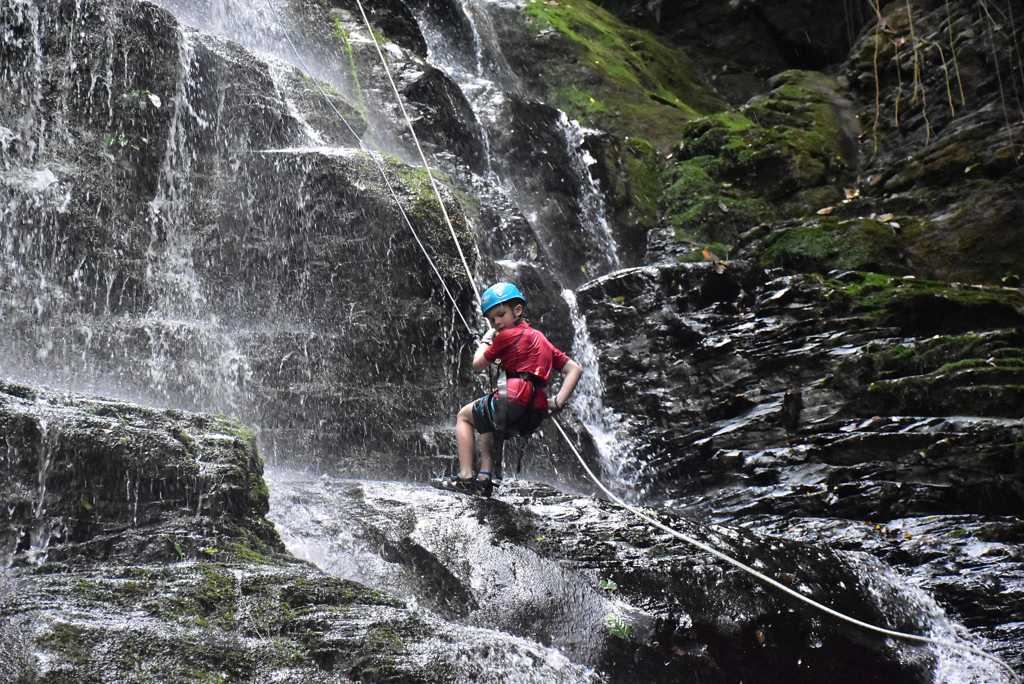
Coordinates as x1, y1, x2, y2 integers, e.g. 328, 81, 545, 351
354, 0, 483, 312
267, 4, 1018, 680
255, 0, 476, 338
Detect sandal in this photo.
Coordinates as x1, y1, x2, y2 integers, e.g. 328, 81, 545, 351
475, 471, 494, 499
431, 475, 479, 496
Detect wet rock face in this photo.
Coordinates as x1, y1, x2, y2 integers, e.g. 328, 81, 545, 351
590, 0, 874, 102
838, 0, 1024, 284
0, 380, 280, 567
0, 383, 605, 683
329, 0, 428, 57
0, 0, 482, 474
271, 474, 944, 683
727, 0, 1024, 284
402, 64, 489, 173
576, 262, 1024, 669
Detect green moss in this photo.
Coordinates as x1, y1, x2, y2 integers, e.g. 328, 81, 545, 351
557, 85, 609, 116
282, 576, 400, 611
758, 219, 906, 274
332, 17, 367, 115
39, 623, 91, 666
229, 541, 272, 564
194, 565, 238, 629
837, 276, 1024, 331
151, 564, 238, 630
662, 71, 854, 250
663, 153, 775, 245
619, 137, 660, 225
211, 415, 257, 453
73, 576, 152, 605
524, 0, 724, 144
366, 625, 406, 652
170, 425, 195, 451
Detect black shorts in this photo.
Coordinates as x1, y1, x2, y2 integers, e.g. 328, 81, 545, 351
472, 392, 545, 436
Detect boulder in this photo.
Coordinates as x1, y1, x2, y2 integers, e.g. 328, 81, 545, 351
575, 262, 1024, 669
270, 472, 950, 683
0, 381, 600, 682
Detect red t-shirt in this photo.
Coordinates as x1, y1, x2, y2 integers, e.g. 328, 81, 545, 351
484, 322, 569, 408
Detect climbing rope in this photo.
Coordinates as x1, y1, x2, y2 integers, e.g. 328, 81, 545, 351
261, 4, 1018, 680
354, 0, 484, 312
548, 419, 1019, 681
256, 0, 476, 337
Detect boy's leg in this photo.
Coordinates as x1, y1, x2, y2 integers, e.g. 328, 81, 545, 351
455, 402, 477, 479
478, 432, 495, 479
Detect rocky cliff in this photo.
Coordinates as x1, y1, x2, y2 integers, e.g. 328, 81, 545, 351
2, 0, 1022, 680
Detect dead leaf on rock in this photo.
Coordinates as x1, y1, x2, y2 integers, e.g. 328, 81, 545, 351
817, 206, 835, 216
877, 213, 895, 222
702, 247, 726, 274
844, 187, 860, 200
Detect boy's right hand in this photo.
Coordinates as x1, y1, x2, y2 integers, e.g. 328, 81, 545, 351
480, 327, 496, 345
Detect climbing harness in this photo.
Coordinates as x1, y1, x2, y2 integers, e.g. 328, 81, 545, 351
263, 2, 1019, 679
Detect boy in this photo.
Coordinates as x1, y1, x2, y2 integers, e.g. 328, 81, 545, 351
435, 282, 583, 497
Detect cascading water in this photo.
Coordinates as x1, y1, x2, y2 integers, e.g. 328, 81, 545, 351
557, 113, 621, 273
561, 289, 638, 492
146, 28, 206, 317
2, 1, 1015, 679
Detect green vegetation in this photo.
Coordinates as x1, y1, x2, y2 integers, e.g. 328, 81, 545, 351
663, 72, 854, 251
620, 137, 659, 223
857, 331, 1024, 379
229, 541, 272, 564
557, 85, 610, 116
604, 614, 633, 639
831, 273, 1024, 333
282, 575, 400, 611
829, 300, 1024, 416
758, 218, 906, 274
332, 16, 368, 115
524, 0, 724, 144
366, 625, 405, 652
40, 623, 91, 666
72, 576, 153, 606
170, 424, 195, 450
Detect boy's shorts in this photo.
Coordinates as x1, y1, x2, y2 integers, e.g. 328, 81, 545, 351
472, 392, 544, 436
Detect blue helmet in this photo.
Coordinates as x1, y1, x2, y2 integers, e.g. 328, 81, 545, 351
480, 282, 526, 314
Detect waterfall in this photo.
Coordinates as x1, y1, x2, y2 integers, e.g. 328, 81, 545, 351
557, 113, 621, 273
561, 290, 638, 493
146, 28, 207, 317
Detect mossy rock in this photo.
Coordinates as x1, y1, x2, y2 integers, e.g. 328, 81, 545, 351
833, 328, 1024, 416
663, 72, 856, 250
523, 0, 726, 146
663, 154, 776, 245
899, 179, 1024, 285
855, 330, 1024, 380
678, 71, 854, 199
831, 272, 1024, 336
864, 365, 1024, 418
757, 218, 908, 274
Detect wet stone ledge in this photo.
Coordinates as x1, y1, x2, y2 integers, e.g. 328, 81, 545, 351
0, 380, 601, 682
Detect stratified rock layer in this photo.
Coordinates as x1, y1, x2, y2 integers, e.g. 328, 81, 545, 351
577, 261, 1024, 669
